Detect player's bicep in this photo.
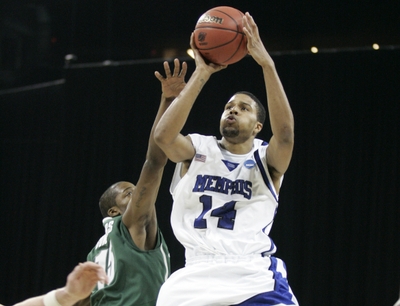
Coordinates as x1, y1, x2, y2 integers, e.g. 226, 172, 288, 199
160, 134, 195, 163
266, 135, 294, 177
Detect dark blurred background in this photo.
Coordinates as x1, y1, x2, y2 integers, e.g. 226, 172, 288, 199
0, 1, 399, 306
1, 0, 399, 89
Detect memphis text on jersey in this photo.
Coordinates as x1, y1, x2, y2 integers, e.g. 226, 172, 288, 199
192, 174, 252, 200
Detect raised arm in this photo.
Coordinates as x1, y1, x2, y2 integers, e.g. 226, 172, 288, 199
243, 13, 294, 185
12, 262, 107, 306
154, 35, 227, 164
121, 59, 187, 250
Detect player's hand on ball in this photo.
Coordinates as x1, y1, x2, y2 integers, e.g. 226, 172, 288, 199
190, 33, 227, 74
155, 58, 187, 99
243, 12, 272, 67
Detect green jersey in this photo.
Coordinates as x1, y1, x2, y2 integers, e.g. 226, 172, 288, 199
87, 216, 170, 306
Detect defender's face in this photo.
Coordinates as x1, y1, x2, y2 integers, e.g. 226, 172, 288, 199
113, 181, 136, 215
220, 93, 260, 140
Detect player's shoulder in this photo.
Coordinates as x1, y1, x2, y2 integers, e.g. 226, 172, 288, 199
188, 133, 215, 140
254, 138, 269, 147
188, 133, 218, 146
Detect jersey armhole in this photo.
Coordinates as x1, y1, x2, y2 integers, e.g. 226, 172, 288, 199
170, 162, 183, 194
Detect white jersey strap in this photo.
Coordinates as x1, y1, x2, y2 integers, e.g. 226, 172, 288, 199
253, 149, 279, 202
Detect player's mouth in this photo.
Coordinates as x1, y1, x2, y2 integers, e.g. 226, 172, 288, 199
225, 115, 236, 123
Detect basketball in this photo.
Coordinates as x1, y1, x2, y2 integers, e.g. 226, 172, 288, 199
194, 6, 248, 65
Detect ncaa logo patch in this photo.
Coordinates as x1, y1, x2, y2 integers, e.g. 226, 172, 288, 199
244, 159, 256, 169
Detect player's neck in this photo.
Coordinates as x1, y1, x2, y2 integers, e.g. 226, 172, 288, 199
219, 138, 254, 155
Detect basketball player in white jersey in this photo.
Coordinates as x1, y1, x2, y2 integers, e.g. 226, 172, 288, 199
154, 12, 299, 306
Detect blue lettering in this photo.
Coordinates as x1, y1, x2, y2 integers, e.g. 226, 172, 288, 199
204, 176, 215, 191
230, 180, 242, 196
193, 175, 207, 192
192, 175, 252, 199
215, 177, 229, 194
243, 181, 252, 199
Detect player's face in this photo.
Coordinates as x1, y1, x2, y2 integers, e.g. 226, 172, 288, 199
220, 94, 261, 141
114, 181, 136, 215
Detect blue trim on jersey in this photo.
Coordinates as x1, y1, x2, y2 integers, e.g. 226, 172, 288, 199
253, 149, 278, 202
232, 258, 296, 306
262, 207, 277, 234
262, 207, 278, 237
261, 237, 276, 256
232, 257, 295, 305
222, 159, 239, 171
231, 290, 296, 306
269, 257, 295, 304
232, 291, 295, 306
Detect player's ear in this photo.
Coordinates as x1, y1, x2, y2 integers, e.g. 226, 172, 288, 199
108, 206, 121, 217
253, 122, 263, 135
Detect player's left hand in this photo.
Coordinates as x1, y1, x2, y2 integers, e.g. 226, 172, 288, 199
64, 262, 108, 300
155, 58, 187, 99
243, 12, 273, 67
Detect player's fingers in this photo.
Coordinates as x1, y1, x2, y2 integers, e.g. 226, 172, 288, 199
189, 34, 205, 65
154, 71, 164, 81
190, 33, 197, 50
245, 12, 255, 25
245, 13, 259, 36
79, 263, 108, 284
243, 17, 254, 38
163, 61, 172, 77
192, 47, 201, 58
242, 26, 250, 38
179, 61, 188, 77
173, 58, 180, 76
97, 269, 108, 284
243, 14, 249, 29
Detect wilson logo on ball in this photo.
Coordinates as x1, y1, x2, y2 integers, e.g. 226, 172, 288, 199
198, 14, 223, 24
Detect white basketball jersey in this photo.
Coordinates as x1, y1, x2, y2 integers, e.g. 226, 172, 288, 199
170, 133, 281, 259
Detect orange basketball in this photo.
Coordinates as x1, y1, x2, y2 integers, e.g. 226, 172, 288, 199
194, 6, 248, 65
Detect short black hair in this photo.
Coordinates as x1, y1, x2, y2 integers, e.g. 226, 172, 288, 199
98, 183, 120, 218
235, 91, 266, 125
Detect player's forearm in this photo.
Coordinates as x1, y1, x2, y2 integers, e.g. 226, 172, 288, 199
145, 94, 173, 166
263, 64, 294, 143
13, 288, 79, 306
154, 68, 210, 146
13, 295, 45, 306
55, 287, 82, 305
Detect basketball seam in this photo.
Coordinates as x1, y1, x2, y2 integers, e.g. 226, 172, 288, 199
195, 33, 245, 51
221, 35, 246, 64
212, 8, 243, 28
194, 26, 244, 35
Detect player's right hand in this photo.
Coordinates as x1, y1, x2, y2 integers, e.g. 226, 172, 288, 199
190, 33, 227, 74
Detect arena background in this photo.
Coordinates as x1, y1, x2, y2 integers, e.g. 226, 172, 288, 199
1, 1, 399, 306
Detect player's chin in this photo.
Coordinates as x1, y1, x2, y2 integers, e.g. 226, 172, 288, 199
221, 126, 239, 138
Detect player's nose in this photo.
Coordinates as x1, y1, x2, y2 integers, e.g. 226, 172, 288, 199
229, 106, 238, 114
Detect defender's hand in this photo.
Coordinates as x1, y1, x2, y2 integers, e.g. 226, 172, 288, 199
155, 58, 187, 99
